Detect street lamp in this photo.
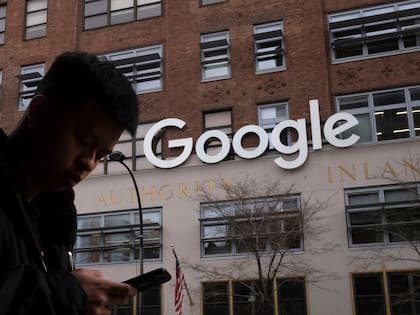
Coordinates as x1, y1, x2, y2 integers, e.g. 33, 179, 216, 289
108, 151, 143, 315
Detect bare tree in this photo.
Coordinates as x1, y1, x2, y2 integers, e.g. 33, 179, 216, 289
186, 176, 333, 314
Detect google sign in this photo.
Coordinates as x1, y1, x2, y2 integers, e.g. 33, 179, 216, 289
144, 99, 360, 170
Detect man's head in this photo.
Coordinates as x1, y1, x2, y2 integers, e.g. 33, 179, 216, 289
36, 51, 138, 135
12, 51, 139, 198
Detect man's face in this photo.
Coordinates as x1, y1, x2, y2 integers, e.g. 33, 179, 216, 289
33, 100, 123, 192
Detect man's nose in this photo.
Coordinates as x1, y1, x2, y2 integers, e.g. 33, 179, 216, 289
77, 149, 98, 172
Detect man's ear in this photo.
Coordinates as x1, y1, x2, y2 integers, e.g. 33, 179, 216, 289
26, 95, 49, 129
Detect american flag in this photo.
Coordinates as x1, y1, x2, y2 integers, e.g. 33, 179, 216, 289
174, 249, 185, 315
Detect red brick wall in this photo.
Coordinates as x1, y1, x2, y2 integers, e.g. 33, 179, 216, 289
0, 0, 419, 139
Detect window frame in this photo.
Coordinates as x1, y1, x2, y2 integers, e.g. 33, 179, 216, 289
202, 109, 233, 157
329, 0, 420, 63
200, 30, 231, 81
0, 3, 6, 45
200, 0, 226, 6
258, 102, 290, 148
336, 85, 420, 144
202, 277, 307, 315
25, 0, 48, 40
253, 21, 286, 74
102, 45, 163, 95
74, 208, 162, 266
345, 183, 420, 247
17, 63, 45, 111
83, 0, 162, 30
200, 195, 303, 258
352, 270, 420, 315
112, 286, 162, 315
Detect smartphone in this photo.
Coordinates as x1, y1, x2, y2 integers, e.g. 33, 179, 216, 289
123, 268, 172, 291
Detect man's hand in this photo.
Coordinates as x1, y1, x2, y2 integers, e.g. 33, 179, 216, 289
73, 269, 137, 315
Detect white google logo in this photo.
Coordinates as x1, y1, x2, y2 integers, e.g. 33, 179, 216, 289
144, 99, 359, 170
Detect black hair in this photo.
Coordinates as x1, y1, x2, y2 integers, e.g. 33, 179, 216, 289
36, 51, 139, 135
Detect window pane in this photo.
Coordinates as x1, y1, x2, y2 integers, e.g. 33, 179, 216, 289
104, 232, 131, 246
78, 216, 101, 229
366, 22, 398, 54
85, 14, 107, 29
26, 11, 47, 26
373, 90, 405, 107
353, 274, 386, 315
338, 95, 369, 110
137, 3, 161, 20
104, 247, 130, 262
111, 0, 134, 10
342, 113, 372, 143
204, 111, 231, 129
278, 278, 307, 315
204, 241, 231, 255
348, 192, 379, 206
385, 188, 418, 203
350, 211, 384, 244
135, 245, 160, 259
76, 251, 100, 264
26, 25, 46, 39
138, 211, 160, 225
0, 6, 6, 19
105, 214, 131, 227
413, 106, 420, 136
77, 234, 101, 248
201, 0, 226, 5
27, 0, 48, 12
203, 282, 229, 315
85, 0, 108, 16
375, 109, 409, 141
203, 224, 230, 238
111, 8, 134, 24
138, 0, 160, 4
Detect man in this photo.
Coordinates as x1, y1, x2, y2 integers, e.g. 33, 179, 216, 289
0, 52, 139, 314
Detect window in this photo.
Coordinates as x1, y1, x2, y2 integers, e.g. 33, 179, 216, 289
0, 4, 6, 45
200, 195, 302, 257
353, 273, 386, 315
75, 208, 162, 265
234, 280, 274, 315
202, 110, 232, 157
112, 287, 161, 315
200, 31, 230, 81
200, 0, 226, 6
203, 278, 307, 315
329, 1, 420, 62
203, 281, 229, 315
258, 102, 289, 148
102, 46, 163, 94
84, 0, 162, 30
17, 63, 45, 111
254, 21, 285, 73
25, 0, 48, 40
92, 122, 162, 176
352, 271, 420, 315
336, 85, 420, 143
345, 183, 420, 247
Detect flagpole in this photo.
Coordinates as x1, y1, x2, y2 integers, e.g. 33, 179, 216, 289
172, 247, 194, 308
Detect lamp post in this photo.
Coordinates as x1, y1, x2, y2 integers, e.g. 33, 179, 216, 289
109, 151, 143, 315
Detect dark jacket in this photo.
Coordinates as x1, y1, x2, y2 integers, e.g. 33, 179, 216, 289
0, 130, 86, 315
